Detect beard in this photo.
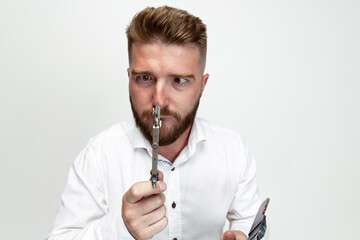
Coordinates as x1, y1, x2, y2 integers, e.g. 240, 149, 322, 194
130, 96, 200, 146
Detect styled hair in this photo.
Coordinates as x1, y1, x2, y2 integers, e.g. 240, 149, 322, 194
126, 6, 207, 60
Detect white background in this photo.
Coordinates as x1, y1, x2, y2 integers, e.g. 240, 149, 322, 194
1, 0, 359, 239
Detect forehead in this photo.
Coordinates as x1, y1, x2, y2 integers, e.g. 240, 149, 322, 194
129, 43, 203, 74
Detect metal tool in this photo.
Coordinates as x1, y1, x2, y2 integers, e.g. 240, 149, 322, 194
248, 198, 270, 240
151, 104, 161, 188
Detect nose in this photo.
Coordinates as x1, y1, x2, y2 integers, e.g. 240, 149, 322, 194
152, 79, 168, 107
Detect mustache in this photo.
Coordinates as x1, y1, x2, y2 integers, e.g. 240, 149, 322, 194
141, 108, 181, 121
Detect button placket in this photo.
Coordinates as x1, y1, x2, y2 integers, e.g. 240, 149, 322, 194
166, 164, 182, 240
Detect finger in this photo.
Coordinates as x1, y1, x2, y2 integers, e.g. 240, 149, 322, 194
158, 171, 164, 181
125, 180, 167, 204
222, 230, 236, 240
142, 205, 167, 226
149, 170, 164, 181
145, 216, 168, 239
122, 205, 166, 237
137, 192, 166, 215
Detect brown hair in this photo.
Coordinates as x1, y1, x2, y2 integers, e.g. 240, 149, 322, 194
126, 6, 207, 60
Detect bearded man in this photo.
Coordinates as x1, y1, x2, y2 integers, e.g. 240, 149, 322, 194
47, 6, 262, 240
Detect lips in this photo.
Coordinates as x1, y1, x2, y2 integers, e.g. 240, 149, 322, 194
141, 108, 181, 122
160, 115, 172, 120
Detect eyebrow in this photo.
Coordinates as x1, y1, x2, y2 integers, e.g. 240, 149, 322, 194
131, 69, 153, 76
170, 73, 195, 79
131, 69, 195, 79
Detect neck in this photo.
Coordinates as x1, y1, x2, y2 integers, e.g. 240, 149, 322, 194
158, 124, 192, 163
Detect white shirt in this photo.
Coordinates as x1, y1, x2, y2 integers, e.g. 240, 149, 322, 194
47, 117, 262, 240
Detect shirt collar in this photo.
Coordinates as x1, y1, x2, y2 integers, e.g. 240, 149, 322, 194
174, 117, 206, 166
128, 117, 207, 162
128, 119, 150, 150
187, 117, 207, 149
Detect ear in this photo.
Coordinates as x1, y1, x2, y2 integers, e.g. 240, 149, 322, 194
200, 73, 209, 96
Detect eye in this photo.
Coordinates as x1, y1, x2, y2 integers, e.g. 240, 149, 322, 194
136, 75, 153, 82
134, 74, 155, 87
174, 77, 187, 84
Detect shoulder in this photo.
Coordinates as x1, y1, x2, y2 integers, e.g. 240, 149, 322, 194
195, 117, 253, 174
195, 117, 246, 145
73, 119, 140, 169
87, 119, 138, 148
71, 119, 142, 184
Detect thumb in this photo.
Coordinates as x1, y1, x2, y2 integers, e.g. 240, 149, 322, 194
222, 230, 236, 240
150, 170, 164, 181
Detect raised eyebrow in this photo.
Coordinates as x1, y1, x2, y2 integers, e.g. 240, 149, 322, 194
170, 73, 195, 79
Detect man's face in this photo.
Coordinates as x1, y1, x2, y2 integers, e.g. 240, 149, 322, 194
128, 42, 208, 146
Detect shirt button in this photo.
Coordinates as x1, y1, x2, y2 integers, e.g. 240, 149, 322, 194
171, 167, 175, 171
172, 201, 176, 208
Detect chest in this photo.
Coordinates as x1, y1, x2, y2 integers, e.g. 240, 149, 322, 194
104, 143, 240, 238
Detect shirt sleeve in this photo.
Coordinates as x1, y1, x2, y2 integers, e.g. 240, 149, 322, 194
226, 137, 262, 236
46, 143, 131, 240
